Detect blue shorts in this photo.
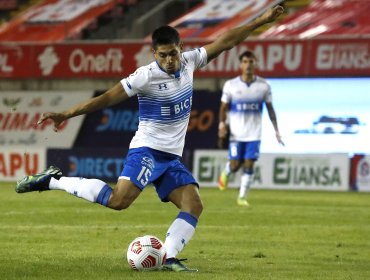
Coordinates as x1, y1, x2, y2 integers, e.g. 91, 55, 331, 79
120, 147, 198, 202
228, 141, 261, 161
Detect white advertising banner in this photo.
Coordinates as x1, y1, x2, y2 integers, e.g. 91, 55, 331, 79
0, 91, 94, 148
193, 150, 350, 191
355, 155, 370, 192
0, 146, 46, 182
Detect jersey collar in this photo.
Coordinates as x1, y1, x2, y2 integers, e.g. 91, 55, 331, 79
156, 61, 181, 78
240, 75, 257, 87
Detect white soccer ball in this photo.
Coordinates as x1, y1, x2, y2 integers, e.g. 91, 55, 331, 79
126, 235, 167, 271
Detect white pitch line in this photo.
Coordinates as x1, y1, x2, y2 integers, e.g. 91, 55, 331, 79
0, 224, 252, 230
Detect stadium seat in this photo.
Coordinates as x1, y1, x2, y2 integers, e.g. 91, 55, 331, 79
260, 0, 370, 38
167, 0, 316, 39
0, 0, 118, 42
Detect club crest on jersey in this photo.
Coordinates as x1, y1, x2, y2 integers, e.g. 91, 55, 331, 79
158, 83, 168, 90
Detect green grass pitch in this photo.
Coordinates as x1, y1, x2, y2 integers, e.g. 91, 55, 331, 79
1, 182, 370, 280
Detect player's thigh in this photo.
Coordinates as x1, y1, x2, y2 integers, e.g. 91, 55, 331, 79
167, 184, 203, 218
108, 178, 142, 210
228, 141, 242, 160
244, 141, 261, 161
230, 159, 242, 171
229, 141, 244, 170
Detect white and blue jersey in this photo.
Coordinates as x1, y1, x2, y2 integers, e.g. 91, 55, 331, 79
221, 76, 272, 142
121, 47, 208, 156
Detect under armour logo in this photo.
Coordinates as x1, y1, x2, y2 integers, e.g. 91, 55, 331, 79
158, 83, 168, 90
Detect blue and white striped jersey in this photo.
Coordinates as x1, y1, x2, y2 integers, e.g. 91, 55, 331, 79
121, 47, 207, 156
221, 76, 272, 142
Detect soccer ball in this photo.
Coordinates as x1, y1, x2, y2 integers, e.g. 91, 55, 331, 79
126, 235, 167, 270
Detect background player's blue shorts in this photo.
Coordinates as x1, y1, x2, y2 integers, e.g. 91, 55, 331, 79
228, 140, 261, 161
120, 147, 198, 202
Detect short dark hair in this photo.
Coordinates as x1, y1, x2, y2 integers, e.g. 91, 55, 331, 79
239, 50, 257, 62
151, 25, 180, 49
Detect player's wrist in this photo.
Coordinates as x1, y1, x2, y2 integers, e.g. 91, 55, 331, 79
218, 121, 226, 130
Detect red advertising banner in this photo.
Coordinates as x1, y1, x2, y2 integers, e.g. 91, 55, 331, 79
309, 37, 370, 77
188, 39, 309, 77
0, 37, 369, 79
0, 147, 46, 182
350, 154, 370, 192
0, 91, 94, 148
0, 44, 33, 78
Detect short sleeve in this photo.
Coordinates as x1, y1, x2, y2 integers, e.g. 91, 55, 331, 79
221, 80, 231, 104
120, 67, 150, 97
182, 47, 208, 70
265, 81, 273, 103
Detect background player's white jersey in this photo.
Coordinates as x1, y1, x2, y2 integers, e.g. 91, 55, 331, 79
121, 47, 207, 156
221, 76, 272, 142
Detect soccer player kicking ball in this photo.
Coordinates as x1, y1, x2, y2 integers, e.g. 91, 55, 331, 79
16, 6, 284, 272
218, 51, 285, 207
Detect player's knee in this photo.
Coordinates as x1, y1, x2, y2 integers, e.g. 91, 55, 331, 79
230, 163, 241, 172
190, 197, 203, 217
109, 196, 134, 211
110, 200, 131, 210
197, 200, 204, 216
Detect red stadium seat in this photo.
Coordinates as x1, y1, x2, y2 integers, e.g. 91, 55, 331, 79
0, 0, 118, 42
169, 0, 282, 40
260, 0, 370, 38
0, 0, 18, 11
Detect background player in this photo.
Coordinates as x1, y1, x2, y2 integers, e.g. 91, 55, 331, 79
218, 50, 284, 206
15, 6, 284, 272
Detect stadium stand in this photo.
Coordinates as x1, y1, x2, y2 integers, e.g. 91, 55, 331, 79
84, 0, 204, 40
0, 0, 42, 26
0, 0, 204, 41
164, 0, 314, 40
0, 0, 18, 11
0, 0, 120, 42
252, 0, 312, 35
2, 0, 368, 42
260, 0, 370, 38
169, 0, 282, 40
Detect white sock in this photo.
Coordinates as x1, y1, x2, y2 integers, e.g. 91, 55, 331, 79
49, 177, 112, 205
164, 212, 198, 259
239, 173, 253, 198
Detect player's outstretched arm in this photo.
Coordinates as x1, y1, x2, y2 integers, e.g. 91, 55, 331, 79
204, 5, 284, 62
38, 82, 129, 132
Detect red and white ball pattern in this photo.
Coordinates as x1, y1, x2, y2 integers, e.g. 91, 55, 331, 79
127, 235, 167, 270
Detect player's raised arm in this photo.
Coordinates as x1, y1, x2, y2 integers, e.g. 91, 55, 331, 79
204, 5, 284, 62
38, 82, 129, 132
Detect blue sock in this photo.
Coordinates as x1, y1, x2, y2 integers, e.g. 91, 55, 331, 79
96, 185, 112, 206
177, 211, 198, 228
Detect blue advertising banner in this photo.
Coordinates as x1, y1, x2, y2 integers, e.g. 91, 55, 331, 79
47, 148, 194, 182
47, 148, 127, 182
74, 90, 221, 150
